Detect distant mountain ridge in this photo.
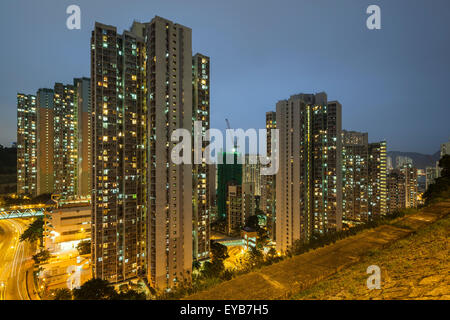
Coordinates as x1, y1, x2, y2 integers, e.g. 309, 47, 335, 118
387, 151, 441, 169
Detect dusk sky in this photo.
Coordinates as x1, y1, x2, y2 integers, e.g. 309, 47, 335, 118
0, 0, 449, 154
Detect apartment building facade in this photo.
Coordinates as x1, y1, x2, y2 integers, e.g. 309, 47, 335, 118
17, 93, 37, 196
18, 79, 92, 200
401, 163, 418, 208
192, 53, 211, 262
91, 22, 147, 284
75, 77, 92, 198
261, 111, 276, 239
36, 88, 55, 196
368, 141, 388, 217
275, 92, 342, 252
53, 83, 78, 198
91, 16, 208, 289
342, 130, 369, 221
226, 184, 243, 235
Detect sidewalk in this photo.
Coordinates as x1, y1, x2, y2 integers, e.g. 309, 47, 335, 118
26, 264, 40, 300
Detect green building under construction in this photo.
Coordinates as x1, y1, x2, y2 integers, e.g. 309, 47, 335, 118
216, 152, 242, 220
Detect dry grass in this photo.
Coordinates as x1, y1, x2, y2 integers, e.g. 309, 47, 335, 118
293, 214, 450, 300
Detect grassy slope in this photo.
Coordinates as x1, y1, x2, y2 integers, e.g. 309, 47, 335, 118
293, 214, 450, 300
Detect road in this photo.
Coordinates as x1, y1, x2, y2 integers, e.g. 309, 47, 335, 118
0, 219, 34, 300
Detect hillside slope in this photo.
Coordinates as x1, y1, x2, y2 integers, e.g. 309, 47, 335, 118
294, 212, 450, 300
186, 202, 450, 300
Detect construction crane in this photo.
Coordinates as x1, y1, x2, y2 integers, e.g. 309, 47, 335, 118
225, 118, 231, 131
225, 118, 238, 151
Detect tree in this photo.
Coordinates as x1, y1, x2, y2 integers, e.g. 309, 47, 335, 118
439, 155, 450, 179
245, 215, 260, 231
210, 241, 229, 262
289, 239, 306, 255
256, 228, 270, 249
424, 155, 450, 204
200, 241, 229, 279
265, 247, 282, 264
30, 193, 52, 205
211, 218, 227, 234
73, 278, 117, 300
52, 288, 73, 300
247, 246, 264, 267
32, 250, 51, 264
267, 247, 277, 259
20, 216, 44, 243
201, 260, 225, 278
76, 240, 91, 255
192, 260, 201, 271
221, 269, 233, 281
268, 247, 276, 256
115, 289, 146, 300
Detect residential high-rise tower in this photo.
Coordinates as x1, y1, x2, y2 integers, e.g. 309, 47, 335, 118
53, 82, 77, 198
91, 22, 147, 283
275, 93, 342, 252
75, 77, 92, 198
17, 93, 37, 197
368, 141, 388, 217
261, 111, 276, 239
36, 88, 55, 196
192, 53, 212, 262
91, 16, 206, 289
342, 130, 369, 221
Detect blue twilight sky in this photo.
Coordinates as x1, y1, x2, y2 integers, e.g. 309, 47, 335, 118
0, 0, 449, 154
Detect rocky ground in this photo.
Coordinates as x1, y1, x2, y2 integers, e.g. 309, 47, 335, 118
294, 212, 450, 300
